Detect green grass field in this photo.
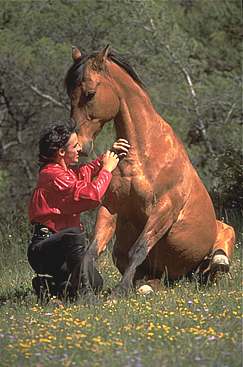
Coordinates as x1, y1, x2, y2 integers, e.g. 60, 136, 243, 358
0, 220, 242, 367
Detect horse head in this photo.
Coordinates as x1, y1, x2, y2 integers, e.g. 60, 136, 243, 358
65, 45, 121, 155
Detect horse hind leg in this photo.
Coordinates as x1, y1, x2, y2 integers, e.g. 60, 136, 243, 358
213, 220, 235, 257
210, 220, 235, 275
195, 221, 235, 283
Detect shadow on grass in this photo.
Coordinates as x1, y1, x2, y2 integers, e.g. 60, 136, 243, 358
0, 286, 34, 307
0, 248, 240, 308
0, 270, 236, 308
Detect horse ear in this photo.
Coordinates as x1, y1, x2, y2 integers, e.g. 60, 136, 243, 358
72, 46, 82, 62
95, 44, 110, 69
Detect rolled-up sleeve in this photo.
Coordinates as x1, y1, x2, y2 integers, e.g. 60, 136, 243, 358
52, 167, 112, 213
73, 168, 112, 202
76, 156, 104, 182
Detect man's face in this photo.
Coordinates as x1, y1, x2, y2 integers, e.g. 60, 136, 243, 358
63, 132, 81, 166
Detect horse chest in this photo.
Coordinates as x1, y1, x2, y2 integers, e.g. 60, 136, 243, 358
107, 172, 153, 216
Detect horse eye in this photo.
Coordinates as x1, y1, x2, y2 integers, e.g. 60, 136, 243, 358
85, 90, 96, 101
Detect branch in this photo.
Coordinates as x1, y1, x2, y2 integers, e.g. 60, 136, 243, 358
2, 140, 19, 151
11, 71, 70, 111
29, 84, 70, 110
223, 102, 236, 125
144, 19, 214, 154
164, 44, 214, 154
22, 158, 33, 181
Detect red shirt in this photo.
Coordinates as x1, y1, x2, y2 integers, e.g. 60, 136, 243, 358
29, 157, 112, 232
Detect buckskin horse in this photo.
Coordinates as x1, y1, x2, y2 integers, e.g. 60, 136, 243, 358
65, 45, 235, 293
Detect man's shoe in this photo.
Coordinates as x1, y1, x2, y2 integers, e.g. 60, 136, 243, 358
32, 275, 58, 301
32, 276, 42, 296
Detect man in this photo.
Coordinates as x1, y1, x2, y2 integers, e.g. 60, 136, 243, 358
27, 122, 130, 299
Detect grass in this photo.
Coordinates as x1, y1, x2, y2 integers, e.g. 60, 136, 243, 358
0, 218, 242, 367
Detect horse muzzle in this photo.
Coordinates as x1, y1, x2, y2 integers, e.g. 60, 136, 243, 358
79, 140, 94, 156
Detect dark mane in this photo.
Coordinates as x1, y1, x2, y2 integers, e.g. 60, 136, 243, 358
65, 49, 145, 96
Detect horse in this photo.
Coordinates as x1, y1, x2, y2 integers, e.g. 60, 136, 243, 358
65, 45, 235, 293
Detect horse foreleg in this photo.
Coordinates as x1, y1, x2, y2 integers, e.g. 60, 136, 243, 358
81, 205, 117, 290
115, 197, 173, 293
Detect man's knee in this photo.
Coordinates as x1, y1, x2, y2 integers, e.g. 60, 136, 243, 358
64, 230, 87, 246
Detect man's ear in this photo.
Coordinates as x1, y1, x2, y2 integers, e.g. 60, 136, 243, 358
58, 148, 66, 157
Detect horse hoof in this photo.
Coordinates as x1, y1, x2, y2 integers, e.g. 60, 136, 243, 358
32, 275, 58, 303
211, 253, 230, 274
137, 284, 154, 295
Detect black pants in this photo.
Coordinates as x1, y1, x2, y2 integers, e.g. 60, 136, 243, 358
27, 226, 103, 292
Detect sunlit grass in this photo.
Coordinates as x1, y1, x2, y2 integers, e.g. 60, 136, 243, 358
0, 223, 242, 367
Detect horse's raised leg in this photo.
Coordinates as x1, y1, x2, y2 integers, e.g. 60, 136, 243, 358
213, 220, 235, 257
81, 206, 117, 290
114, 196, 173, 294
210, 220, 235, 274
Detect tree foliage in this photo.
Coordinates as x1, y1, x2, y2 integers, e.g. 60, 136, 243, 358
0, 0, 241, 221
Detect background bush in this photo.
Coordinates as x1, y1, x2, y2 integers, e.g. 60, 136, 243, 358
0, 0, 241, 237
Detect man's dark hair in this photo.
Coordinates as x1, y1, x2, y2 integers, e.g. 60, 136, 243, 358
39, 121, 76, 166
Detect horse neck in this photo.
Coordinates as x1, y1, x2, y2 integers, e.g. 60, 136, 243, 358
113, 81, 163, 158
107, 61, 171, 163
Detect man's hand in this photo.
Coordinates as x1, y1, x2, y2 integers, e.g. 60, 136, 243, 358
102, 150, 119, 172
111, 138, 130, 158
